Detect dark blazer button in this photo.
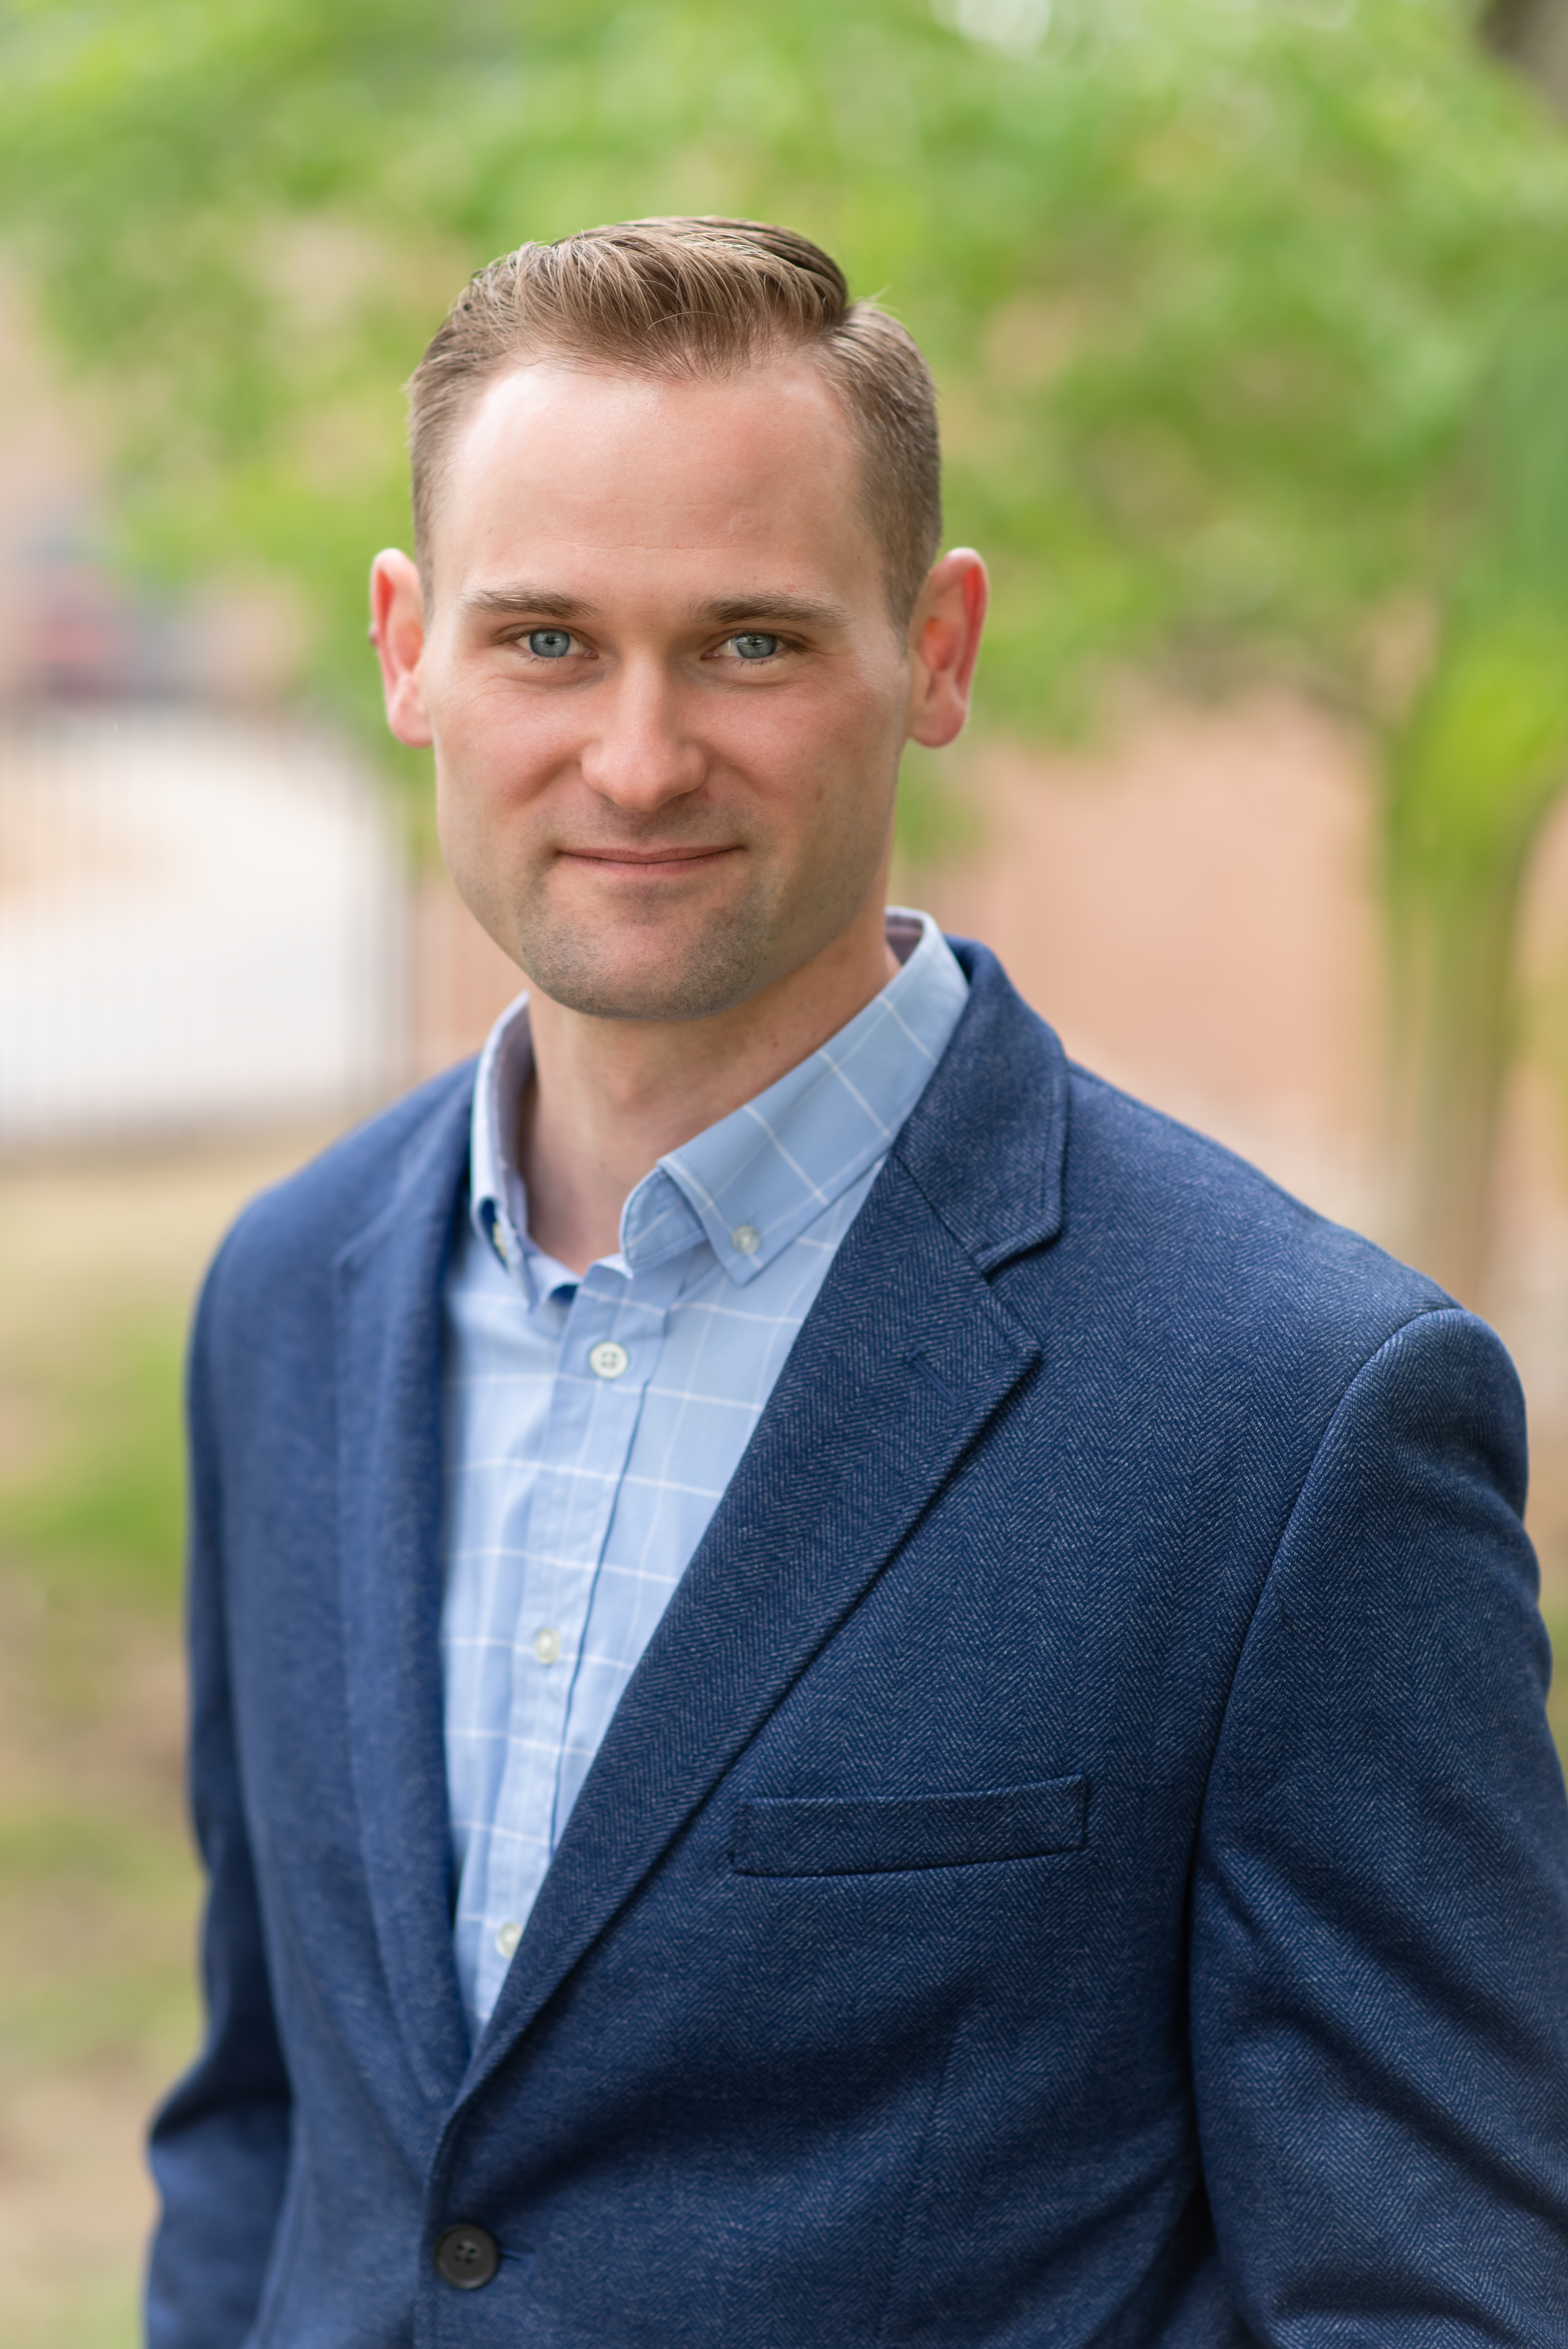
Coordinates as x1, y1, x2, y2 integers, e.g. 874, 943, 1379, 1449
433, 2222, 501, 2289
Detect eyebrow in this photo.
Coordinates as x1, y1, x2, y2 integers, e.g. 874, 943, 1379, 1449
693, 594, 849, 631
460, 588, 599, 622
458, 586, 849, 631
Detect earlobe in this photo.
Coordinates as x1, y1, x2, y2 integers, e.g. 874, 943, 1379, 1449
369, 549, 434, 749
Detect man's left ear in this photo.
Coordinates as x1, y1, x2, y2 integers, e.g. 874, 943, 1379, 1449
906, 550, 989, 749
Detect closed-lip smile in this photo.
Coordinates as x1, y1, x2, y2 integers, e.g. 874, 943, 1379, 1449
560, 845, 738, 871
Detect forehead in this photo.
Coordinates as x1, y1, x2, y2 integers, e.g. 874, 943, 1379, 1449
428, 354, 881, 599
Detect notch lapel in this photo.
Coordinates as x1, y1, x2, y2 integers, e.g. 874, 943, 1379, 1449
333, 1082, 475, 2114
459, 1147, 1045, 2105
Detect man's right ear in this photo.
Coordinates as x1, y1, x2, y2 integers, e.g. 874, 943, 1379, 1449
369, 550, 433, 748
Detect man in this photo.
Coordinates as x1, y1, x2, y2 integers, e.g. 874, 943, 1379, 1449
148, 218, 1568, 2347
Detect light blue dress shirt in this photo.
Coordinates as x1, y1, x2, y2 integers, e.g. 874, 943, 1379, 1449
439, 908, 968, 2034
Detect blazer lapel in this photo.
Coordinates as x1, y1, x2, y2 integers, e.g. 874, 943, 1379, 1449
460, 1087, 1053, 2105
333, 1080, 475, 2112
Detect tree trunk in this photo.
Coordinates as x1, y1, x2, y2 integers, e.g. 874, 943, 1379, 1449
1394, 853, 1531, 1305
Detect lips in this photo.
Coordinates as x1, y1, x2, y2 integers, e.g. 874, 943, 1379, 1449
558, 845, 737, 869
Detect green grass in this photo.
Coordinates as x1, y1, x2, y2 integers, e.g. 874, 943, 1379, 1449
0, 1153, 269, 2349
0, 1799, 198, 2073
0, 1322, 185, 1606
0, 2281, 144, 2349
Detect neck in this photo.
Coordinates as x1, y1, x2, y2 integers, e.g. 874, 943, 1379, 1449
517, 898, 900, 1275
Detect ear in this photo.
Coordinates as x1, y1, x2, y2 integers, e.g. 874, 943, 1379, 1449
369, 550, 433, 747
905, 550, 989, 749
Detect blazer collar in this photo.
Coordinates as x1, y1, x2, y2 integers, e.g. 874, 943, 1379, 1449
448, 951, 1070, 2117
892, 936, 1070, 1273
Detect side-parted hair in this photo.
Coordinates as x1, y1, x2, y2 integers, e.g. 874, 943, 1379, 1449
406, 217, 943, 626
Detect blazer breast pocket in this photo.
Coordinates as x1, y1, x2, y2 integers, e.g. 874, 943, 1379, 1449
731, 1775, 1089, 1877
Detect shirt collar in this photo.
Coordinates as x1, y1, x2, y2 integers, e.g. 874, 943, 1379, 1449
468, 907, 968, 1292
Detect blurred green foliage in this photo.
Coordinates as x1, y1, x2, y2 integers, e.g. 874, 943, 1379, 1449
4, 0, 1568, 1284
2, 0, 1567, 750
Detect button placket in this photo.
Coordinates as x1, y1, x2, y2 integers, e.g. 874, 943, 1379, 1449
476, 1264, 669, 1987
546, 1265, 676, 1808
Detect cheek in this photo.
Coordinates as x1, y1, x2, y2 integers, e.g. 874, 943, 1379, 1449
725, 674, 902, 810
430, 677, 574, 804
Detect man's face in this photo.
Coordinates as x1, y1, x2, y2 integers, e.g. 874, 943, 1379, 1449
400, 355, 920, 1022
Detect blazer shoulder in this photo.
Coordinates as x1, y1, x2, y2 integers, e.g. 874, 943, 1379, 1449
912, 944, 1452, 1362
1057, 1057, 1455, 1352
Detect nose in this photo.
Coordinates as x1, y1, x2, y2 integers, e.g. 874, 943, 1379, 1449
579, 656, 705, 816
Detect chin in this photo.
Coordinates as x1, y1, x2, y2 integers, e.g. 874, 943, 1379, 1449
519, 930, 778, 1025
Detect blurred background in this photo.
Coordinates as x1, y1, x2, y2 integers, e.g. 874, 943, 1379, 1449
3, 0, 1568, 2337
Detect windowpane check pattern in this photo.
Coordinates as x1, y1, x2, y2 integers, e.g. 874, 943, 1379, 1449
440, 910, 968, 2035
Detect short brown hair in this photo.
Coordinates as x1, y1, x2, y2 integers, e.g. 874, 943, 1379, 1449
406, 217, 943, 626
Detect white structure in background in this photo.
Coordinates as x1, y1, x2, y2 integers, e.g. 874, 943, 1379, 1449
0, 709, 404, 1145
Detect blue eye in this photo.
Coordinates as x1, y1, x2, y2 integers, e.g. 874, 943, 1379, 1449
730, 633, 781, 661
527, 629, 574, 658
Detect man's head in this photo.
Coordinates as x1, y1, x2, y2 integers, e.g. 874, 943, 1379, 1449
372, 219, 986, 1028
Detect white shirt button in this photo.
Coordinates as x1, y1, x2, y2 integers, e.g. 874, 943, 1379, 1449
588, 1340, 629, 1380
490, 1217, 510, 1265
495, 1920, 522, 1960
730, 1223, 761, 1256
532, 1625, 562, 1665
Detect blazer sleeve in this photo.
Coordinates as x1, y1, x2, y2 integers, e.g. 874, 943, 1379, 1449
1190, 1305, 1568, 2338
145, 1256, 293, 2349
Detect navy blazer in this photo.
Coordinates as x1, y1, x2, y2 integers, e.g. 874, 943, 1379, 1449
148, 943, 1568, 2347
